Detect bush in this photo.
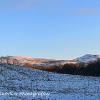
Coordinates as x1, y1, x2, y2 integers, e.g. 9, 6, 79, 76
57, 61, 100, 76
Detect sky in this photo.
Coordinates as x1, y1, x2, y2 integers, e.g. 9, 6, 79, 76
0, 0, 100, 59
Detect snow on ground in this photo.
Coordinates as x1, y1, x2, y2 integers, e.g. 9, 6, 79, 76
0, 64, 100, 100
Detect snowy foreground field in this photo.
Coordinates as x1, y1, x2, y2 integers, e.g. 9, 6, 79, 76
0, 64, 100, 100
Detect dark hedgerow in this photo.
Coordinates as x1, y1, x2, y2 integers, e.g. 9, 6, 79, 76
57, 61, 100, 76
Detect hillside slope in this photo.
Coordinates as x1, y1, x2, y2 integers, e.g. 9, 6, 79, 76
0, 64, 100, 100
0, 54, 100, 76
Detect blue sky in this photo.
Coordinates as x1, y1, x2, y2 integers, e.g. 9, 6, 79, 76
0, 0, 100, 59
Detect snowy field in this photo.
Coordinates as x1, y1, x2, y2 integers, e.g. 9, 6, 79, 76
0, 64, 100, 100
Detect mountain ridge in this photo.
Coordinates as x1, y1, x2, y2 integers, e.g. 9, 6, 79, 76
0, 54, 100, 76
0, 54, 100, 65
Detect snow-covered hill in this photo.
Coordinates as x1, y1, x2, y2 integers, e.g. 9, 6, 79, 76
0, 64, 100, 100
0, 55, 100, 99
75, 54, 100, 63
0, 54, 100, 74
